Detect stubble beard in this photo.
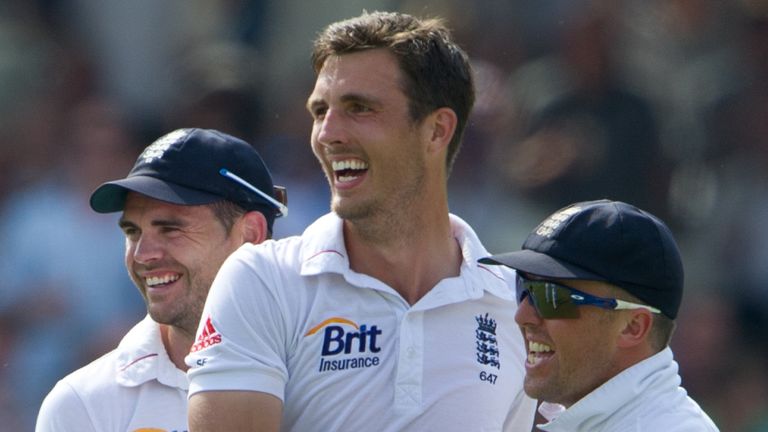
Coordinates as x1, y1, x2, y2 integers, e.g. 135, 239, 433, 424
132, 271, 206, 336
332, 167, 425, 244
526, 344, 615, 407
165, 276, 208, 336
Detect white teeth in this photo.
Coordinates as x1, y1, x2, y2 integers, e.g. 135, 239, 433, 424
527, 341, 553, 365
331, 159, 368, 172
145, 274, 180, 287
529, 341, 552, 353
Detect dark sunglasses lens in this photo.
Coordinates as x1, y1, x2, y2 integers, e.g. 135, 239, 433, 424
526, 281, 581, 319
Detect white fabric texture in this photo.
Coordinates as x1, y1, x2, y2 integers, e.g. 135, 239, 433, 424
537, 347, 719, 431
36, 315, 188, 432
187, 212, 537, 431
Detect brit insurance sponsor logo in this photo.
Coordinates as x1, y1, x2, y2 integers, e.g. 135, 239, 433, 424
305, 317, 383, 373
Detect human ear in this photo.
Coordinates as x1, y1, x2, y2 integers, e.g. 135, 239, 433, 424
616, 309, 653, 348
240, 210, 268, 244
425, 107, 457, 154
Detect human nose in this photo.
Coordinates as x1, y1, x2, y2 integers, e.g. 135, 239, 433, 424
131, 234, 163, 265
315, 108, 347, 148
515, 291, 543, 326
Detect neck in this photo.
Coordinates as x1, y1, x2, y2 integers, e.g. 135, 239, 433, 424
160, 324, 195, 371
345, 200, 462, 304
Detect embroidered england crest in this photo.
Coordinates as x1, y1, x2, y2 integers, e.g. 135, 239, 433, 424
475, 313, 500, 369
139, 129, 190, 163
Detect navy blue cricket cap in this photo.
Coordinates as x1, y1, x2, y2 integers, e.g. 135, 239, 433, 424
479, 199, 684, 319
90, 128, 286, 231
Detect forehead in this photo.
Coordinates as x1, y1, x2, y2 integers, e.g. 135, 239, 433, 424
121, 192, 215, 221
310, 49, 405, 101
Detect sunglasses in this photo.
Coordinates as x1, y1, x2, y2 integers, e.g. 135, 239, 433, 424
516, 274, 661, 319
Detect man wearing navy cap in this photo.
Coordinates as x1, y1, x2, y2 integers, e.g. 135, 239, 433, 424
36, 128, 286, 432
480, 199, 719, 431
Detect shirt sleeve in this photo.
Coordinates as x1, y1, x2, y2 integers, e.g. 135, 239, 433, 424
35, 380, 98, 432
186, 244, 290, 401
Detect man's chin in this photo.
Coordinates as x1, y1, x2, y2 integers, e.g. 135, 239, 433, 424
332, 200, 373, 221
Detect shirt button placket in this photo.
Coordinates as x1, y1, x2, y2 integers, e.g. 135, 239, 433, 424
394, 310, 424, 413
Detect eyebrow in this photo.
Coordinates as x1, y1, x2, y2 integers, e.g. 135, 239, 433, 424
306, 92, 382, 112
306, 97, 324, 114
118, 217, 187, 230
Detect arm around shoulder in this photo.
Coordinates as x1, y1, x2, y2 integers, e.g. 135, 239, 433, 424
188, 390, 283, 432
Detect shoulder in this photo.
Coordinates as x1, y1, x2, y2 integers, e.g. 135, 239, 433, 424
639, 399, 720, 431
37, 380, 94, 431
224, 213, 344, 278
36, 351, 120, 431
207, 236, 313, 318
217, 237, 306, 294
641, 416, 719, 432
613, 379, 720, 432
53, 349, 123, 400
231, 235, 305, 268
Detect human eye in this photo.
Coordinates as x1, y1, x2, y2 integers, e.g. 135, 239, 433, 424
121, 225, 140, 241
349, 102, 372, 114
160, 226, 182, 236
309, 103, 327, 120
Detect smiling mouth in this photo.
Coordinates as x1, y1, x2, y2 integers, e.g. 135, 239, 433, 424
332, 159, 368, 183
145, 274, 181, 288
528, 341, 553, 365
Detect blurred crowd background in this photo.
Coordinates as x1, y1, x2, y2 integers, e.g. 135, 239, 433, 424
0, 0, 766, 430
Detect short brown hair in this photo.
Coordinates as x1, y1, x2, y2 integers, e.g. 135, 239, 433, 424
648, 313, 676, 352
311, 11, 475, 175
606, 284, 676, 352
209, 200, 273, 239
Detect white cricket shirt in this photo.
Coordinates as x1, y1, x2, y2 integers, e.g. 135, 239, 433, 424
36, 315, 189, 432
187, 213, 536, 431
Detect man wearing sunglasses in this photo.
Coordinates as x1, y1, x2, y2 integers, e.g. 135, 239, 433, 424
480, 199, 719, 431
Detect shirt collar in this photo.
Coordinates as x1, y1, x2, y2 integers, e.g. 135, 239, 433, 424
297, 212, 515, 301
114, 315, 189, 390
298, 212, 348, 276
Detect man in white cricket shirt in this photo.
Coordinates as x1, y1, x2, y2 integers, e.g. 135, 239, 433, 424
36, 128, 286, 432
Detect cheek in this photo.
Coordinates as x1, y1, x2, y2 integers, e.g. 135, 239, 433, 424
551, 323, 599, 365
560, 324, 615, 374
193, 245, 232, 280
310, 125, 322, 149
123, 245, 144, 292
310, 136, 325, 163
124, 241, 135, 266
